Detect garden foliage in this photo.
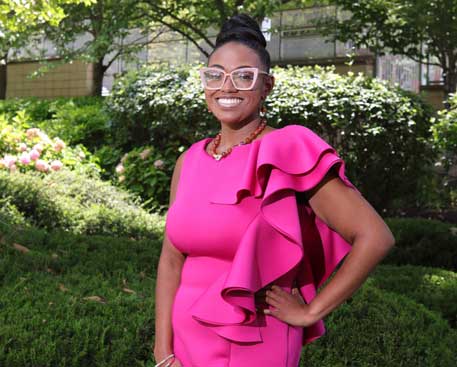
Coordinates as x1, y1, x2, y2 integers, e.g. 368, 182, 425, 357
107, 63, 437, 212
0, 169, 163, 238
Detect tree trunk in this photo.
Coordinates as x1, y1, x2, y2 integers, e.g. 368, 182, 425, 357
0, 52, 8, 99
91, 58, 106, 96
0, 62, 6, 100
443, 66, 457, 109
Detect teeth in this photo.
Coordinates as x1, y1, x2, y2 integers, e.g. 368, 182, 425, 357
217, 98, 243, 107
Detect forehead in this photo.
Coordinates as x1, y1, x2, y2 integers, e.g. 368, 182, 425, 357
208, 42, 263, 71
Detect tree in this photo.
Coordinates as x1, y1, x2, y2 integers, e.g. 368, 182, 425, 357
138, 0, 319, 57
42, 0, 166, 96
42, 0, 302, 96
317, 0, 457, 102
0, 0, 94, 99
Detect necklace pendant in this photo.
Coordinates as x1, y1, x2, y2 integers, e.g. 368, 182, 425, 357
213, 153, 222, 161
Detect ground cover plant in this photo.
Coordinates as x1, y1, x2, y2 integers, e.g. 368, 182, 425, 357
1, 216, 456, 366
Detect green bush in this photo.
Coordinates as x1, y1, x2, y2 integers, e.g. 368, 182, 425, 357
0, 96, 111, 152
114, 145, 179, 213
384, 217, 457, 271
107, 63, 436, 212
0, 110, 100, 177
301, 285, 456, 366
430, 92, 457, 207
39, 99, 111, 149
0, 169, 164, 238
0, 222, 161, 367
1, 219, 455, 366
369, 265, 457, 327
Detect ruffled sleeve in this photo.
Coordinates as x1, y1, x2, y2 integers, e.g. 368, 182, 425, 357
188, 124, 361, 346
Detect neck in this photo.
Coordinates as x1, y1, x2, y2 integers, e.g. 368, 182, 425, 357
218, 116, 263, 147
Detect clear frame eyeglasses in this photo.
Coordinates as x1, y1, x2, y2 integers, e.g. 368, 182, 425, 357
199, 67, 271, 91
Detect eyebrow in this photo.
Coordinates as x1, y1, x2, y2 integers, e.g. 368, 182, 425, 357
208, 64, 255, 70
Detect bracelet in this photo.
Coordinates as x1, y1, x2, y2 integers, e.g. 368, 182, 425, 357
154, 353, 175, 367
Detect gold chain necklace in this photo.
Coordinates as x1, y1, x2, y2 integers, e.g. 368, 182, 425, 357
210, 119, 267, 161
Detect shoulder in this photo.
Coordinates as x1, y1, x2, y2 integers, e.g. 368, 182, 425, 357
262, 124, 335, 156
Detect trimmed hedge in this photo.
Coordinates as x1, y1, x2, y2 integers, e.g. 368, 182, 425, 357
369, 265, 457, 327
0, 222, 160, 367
384, 217, 457, 271
301, 285, 456, 366
0, 170, 163, 238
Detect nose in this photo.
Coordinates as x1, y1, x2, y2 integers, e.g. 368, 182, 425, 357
220, 73, 237, 92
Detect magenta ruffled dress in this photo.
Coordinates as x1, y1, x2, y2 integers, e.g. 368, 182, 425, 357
165, 124, 359, 367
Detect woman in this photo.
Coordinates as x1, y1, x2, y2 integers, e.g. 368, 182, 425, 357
154, 14, 395, 367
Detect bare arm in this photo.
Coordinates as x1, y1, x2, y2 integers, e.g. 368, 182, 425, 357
260, 168, 395, 327
303, 169, 395, 323
153, 151, 187, 361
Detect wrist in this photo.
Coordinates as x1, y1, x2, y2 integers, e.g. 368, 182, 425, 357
301, 300, 325, 327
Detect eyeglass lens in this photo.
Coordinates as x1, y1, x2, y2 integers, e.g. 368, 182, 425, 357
203, 69, 256, 89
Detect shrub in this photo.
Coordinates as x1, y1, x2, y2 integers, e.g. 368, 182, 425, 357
0, 169, 164, 238
369, 265, 457, 327
384, 217, 457, 271
39, 98, 111, 149
107, 63, 436, 212
0, 96, 111, 153
430, 92, 457, 207
114, 145, 178, 212
0, 110, 100, 176
0, 222, 161, 367
301, 285, 456, 366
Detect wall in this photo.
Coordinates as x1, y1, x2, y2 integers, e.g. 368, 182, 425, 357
7, 59, 93, 98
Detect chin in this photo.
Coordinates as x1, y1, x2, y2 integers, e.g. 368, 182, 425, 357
213, 111, 246, 125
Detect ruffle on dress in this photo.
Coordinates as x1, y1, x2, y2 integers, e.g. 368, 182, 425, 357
188, 124, 360, 346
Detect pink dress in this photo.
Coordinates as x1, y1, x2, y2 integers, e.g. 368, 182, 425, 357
165, 124, 359, 367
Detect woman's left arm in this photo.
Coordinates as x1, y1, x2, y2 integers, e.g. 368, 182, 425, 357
263, 170, 395, 326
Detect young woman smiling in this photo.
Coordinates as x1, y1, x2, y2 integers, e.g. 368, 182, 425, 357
153, 14, 395, 367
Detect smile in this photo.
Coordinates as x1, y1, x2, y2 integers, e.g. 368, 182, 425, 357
216, 97, 243, 108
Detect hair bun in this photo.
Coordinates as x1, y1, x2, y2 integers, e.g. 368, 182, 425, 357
216, 14, 266, 49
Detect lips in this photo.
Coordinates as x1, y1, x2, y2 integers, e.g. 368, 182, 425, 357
216, 97, 243, 108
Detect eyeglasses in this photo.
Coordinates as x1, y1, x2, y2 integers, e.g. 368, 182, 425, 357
199, 67, 270, 91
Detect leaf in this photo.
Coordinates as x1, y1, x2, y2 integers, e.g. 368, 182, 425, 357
59, 283, 69, 292
122, 287, 136, 295
83, 295, 106, 304
12, 243, 30, 253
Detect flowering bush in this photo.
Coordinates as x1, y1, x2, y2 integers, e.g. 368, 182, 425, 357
0, 111, 100, 176
114, 145, 174, 212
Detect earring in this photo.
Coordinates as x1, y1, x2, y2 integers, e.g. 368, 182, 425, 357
260, 104, 267, 117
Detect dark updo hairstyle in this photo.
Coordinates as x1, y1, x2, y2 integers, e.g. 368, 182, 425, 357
210, 13, 271, 72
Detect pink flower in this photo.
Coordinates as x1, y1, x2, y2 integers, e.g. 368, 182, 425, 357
18, 143, 28, 152
35, 159, 49, 172
53, 138, 66, 152
139, 149, 151, 160
9, 164, 17, 173
30, 149, 40, 161
19, 152, 31, 165
33, 143, 44, 153
153, 159, 164, 169
26, 128, 40, 139
50, 160, 63, 171
3, 155, 17, 168
115, 163, 125, 174
37, 131, 52, 144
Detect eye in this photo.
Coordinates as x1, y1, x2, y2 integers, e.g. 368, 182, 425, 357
205, 70, 223, 80
234, 71, 255, 80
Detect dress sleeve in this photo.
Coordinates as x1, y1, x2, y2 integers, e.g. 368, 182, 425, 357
188, 124, 361, 346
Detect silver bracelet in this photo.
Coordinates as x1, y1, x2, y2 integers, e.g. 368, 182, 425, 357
154, 353, 175, 367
